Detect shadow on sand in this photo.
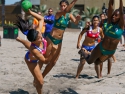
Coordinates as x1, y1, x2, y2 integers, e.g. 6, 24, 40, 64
9, 89, 29, 94
71, 59, 80, 62
60, 88, 78, 94
79, 74, 95, 79
53, 73, 75, 79
53, 73, 95, 79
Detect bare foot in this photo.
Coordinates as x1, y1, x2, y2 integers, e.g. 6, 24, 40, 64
97, 76, 102, 79
100, 74, 102, 78
75, 75, 79, 79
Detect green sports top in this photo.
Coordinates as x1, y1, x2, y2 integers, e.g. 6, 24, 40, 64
103, 20, 123, 39
53, 13, 70, 30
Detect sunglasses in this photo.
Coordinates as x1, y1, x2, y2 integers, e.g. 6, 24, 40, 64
48, 11, 53, 12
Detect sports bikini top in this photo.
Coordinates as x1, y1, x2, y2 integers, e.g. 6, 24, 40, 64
85, 26, 100, 38
103, 20, 123, 39
31, 38, 47, 55
53, 13, 70, 30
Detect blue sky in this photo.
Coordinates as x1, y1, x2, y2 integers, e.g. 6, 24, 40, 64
6, 0, 20, 5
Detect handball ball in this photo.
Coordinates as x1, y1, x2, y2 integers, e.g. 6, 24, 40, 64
21, 0, 32, 12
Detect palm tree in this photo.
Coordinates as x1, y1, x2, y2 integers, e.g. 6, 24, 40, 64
1, 0, 5, 26
82, 6, 100, 21
31, 4, 48, 16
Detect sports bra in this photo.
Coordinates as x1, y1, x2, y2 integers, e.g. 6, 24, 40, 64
53, 13, 70, 30
31, 38, 47, 54
85, 26, 100, 38
25, 38, 47, 63
103, 20, 123, 39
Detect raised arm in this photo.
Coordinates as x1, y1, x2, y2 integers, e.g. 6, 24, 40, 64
56, 0, 77, 18
119, 0, 124, 30
28, 9, 43, 21
28, 9, 44, 33
107, 0, 114, 23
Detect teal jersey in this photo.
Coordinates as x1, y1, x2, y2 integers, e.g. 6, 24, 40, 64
103, 20, 123, 39
53, 13, 70, 30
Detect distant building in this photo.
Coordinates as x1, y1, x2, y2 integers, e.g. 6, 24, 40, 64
40, 0, 125, 12
30, 0, 40, 5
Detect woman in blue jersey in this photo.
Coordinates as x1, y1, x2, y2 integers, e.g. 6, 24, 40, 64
80, 0, 124, 78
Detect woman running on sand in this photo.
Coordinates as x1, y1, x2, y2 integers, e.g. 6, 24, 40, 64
75, 16, 104, 79
80, 0, 124, 79
15, 9, 56, 94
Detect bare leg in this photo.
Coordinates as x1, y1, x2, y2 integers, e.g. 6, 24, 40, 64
95, 62, 103, 78
0, 35, 1, 46
95, 64, 101, 78
123, 35, 125, 44
112, 55, 116, 62
25, 59, 43, 94
42, 43, 62, 78
107, 58, 112, 75
85, 44, 102, 64
119, 36, 122, 46
75, 58, 86, 79
16, 37, 31, 49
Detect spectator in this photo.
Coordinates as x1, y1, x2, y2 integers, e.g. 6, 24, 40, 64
44, 8, 55, 37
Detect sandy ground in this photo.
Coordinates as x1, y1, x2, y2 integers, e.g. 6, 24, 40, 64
0, 28, 125, 94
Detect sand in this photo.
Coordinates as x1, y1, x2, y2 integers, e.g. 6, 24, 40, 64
0, 28, 125, 94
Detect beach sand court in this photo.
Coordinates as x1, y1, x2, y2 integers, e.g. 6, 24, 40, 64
0, 29, 125, 94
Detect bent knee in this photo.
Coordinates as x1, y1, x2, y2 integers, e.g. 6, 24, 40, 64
94, 59, 102, 65
87, 60, 93, 64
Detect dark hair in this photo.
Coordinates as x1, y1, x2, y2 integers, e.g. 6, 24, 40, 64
59, 0, 69, 6
48, 8, 53, 11
15, 16, 38, 42
91, 15, 99, 26
100, 13, 106, 17
92, 16, 99, 22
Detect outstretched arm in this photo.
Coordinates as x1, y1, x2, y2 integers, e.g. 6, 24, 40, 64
28, 9, 43, 21
107, 0, 114, 23
28, 9, 44, 32
70, 14, 81, 24
56, 0, 77, 19
119, 0, 124, 30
